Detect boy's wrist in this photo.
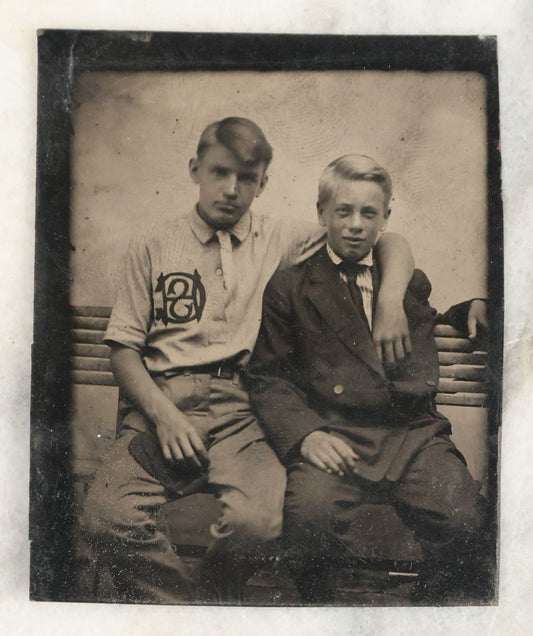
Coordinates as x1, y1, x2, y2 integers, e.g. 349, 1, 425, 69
376, 284, 404, 306
142, 387, 177, 427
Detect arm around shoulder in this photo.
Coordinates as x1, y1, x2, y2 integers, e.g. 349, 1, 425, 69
374, 232, 415, 289
373, 232, 415, 364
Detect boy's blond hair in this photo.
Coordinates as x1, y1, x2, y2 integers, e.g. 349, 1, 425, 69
318, 154, 392, 209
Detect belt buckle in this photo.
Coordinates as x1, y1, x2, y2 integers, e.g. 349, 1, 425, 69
216, 364, 223, 378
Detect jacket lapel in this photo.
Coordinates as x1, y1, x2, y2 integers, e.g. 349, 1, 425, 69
305, 248, 385, 378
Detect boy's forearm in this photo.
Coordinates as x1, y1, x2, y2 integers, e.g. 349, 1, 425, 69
372, 232, 414, 363
374, 232, 414, 299
109, 345, 175, 426
110, 344, 208, 467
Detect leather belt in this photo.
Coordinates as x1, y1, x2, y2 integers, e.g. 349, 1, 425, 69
160, 360, 241, 380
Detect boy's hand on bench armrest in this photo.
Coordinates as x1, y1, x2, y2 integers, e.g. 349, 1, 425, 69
467, 299, 488, 340
301, 430, 359, 477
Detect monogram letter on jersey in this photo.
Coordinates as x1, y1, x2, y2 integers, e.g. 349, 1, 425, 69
154, 270, 206, 325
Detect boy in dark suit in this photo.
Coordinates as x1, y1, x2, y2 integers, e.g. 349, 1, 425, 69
246, 154, 492, 604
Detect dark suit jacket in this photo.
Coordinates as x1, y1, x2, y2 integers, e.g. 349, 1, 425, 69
246, 246, 453, 482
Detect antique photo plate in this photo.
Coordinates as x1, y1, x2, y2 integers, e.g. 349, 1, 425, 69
32, 30, 502, 605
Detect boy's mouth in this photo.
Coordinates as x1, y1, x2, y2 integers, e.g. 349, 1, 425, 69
215, 202, 239, 213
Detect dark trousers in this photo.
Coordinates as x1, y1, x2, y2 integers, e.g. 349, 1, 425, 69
283, 438, 489, 602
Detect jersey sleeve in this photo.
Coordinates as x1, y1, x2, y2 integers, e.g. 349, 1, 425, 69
104, 234, 153, 353
277, 217, 326, 270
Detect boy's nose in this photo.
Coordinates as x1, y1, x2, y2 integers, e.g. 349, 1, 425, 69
223, 175, 239, 197
347, 212, 364, 231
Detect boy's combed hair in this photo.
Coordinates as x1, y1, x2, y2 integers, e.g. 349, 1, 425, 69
197, 117, 273, 167
318, 154, 392, 208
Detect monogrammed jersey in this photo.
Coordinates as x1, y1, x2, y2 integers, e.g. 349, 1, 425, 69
104, 208, 325, 375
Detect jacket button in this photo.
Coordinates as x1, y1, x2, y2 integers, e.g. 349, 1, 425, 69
333, 384, 344, 395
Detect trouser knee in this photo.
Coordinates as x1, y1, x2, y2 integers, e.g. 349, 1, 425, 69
397, 442, 488, 542
211, 505, 283, 545
81, 481, 163, 551
283, 494, 346, 559
284, 465, 349, 537
445, 496, 487, 536
284, 496, 335, 540
211, 492, 283, 545
417, 488, 487, 541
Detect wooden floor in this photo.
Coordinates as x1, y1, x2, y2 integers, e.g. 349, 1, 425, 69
75, 555, 416, 606
243, 563, 415, 606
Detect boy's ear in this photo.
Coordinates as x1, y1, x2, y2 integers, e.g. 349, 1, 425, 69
317, 203, 326, 226
255, 172, 268, 197
189, 157, 200, 184
380, 208, 391, 232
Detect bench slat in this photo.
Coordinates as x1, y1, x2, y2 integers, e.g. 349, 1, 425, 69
439, 364, 486, 380
72, 316, 110, 330
438, 351, 487, 365
433, 324, 467, 338
72, 343, 111, 359
434, 337, 475, 352
72, 369, 116, 386
72, 357, 112, 372
72, 329, 106, 345
72, 306, 112, 318
435, 393, 487, 407
437, 378, 487, 394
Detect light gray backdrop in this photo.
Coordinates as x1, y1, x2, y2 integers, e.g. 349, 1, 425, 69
70, 70, 487, 311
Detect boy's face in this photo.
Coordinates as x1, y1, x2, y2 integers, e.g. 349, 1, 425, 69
189, 143, 268, 230
318, 179, 390, 262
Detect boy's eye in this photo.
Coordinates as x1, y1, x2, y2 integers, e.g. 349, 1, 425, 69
362, 208, 377, 217
239, 174, 258, 184
213, 167, 229, 177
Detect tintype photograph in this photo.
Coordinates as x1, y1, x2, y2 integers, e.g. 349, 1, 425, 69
32, 31, 502, 606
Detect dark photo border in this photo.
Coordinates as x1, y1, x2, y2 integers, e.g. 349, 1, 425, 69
32, 30, 503, 602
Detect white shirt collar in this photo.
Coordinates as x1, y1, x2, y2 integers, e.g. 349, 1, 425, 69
326, 243, 373, 267
188, 206, 252, 244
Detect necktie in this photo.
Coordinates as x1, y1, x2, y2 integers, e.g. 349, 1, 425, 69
338, 261, 373, 329
337, 261, 370, 282
216, 230, 235, 296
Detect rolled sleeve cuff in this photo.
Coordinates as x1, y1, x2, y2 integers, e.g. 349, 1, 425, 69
103, 324, 146, 353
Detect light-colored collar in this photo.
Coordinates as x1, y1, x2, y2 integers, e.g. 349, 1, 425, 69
188, 206, 252, 244
326, 243, 373, 267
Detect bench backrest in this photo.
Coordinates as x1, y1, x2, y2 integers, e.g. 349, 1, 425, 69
71, 306, 488, 407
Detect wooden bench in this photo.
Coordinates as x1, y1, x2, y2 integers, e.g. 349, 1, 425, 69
71, 305, 490, 598
71, 305, 489, 406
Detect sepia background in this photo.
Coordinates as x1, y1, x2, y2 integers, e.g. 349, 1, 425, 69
4, 0, 532, 631
71, 70, 487, 310
69, 70, 490, 485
